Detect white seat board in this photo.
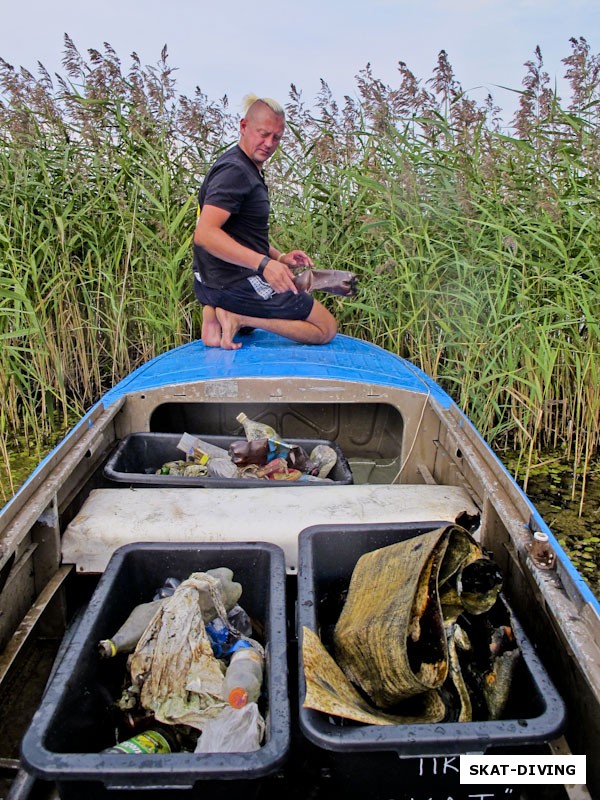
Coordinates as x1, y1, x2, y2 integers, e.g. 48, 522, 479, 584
61, 484, 479, 573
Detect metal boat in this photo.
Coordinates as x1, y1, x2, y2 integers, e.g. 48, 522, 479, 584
1, 331, 598, 799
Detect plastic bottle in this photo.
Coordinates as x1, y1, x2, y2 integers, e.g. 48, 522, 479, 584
229, 437, 318, 474
227, 604, 253, 637
176, 433, 229, 461
98, 598, 165, 658
222, 643, 264, 708
236, 412, 278, 441
529, 531, 556, 570
98, 568, 241, 657
153, 576, 181, 600
309, 444, 338, 479
206, 602, 253, 656
102, 725, 180, 754
205, 616, 240, 657
285, 444, 318, 475
207, 457, 238, 478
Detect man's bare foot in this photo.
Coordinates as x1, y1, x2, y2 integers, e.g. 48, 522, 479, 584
201, 306, 222, 347
215, 307, 243, 350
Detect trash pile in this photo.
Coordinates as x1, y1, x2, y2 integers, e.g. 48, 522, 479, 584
156, 412, 339, 482
98, 567, 266, 754
303, 524, 520, 726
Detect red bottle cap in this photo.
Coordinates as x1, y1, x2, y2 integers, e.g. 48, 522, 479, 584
228, 687, 249, 708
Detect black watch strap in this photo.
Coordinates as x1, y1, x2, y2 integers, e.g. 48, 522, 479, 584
257, 256, 270, 276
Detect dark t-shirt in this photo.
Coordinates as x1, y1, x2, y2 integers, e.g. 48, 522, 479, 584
192, 145, 270, 288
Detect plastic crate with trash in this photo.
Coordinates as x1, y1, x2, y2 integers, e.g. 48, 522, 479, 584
296, 522, 566, 800
21, 542, 289, 799
103, 432, 352, 488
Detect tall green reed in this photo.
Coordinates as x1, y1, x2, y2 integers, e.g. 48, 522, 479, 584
0, 36, 598, 500
270, 67, 599, 489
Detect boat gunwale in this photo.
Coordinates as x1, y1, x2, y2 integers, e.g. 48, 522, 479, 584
0, 399, 124, 572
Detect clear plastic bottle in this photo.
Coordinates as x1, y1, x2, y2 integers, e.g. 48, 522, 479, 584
528, 531, 556, 570
153, 576, 181, 600
222, 644, 264, 708
227, 604, 253, 637
236, 412, 278, 441
176, 433, 229, 461
98, 598, 165, 658
98, 567, 241, 657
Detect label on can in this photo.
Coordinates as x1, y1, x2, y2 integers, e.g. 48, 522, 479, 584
111, 729, 172, 754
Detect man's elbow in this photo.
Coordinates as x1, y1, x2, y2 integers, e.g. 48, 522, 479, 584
194, 224, 208, 248
194, 205, 229, 249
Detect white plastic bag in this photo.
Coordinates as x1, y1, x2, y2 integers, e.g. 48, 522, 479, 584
207, 457, 239, 479
194, 702, 265, 753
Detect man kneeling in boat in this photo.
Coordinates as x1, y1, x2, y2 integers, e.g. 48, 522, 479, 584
192, 94, 337, 350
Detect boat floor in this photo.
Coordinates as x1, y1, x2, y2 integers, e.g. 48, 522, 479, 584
0, 637, 61, 799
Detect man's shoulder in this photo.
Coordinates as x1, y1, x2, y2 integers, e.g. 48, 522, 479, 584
213, 145, 252, 171
205, 146, 254, 185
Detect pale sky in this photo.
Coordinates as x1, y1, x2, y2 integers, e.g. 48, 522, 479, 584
1, 0, 598, 122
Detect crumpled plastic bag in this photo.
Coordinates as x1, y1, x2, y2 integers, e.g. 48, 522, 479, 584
126, 571, 262, 730
207, 457, 238, 478
194, 702, 265, 752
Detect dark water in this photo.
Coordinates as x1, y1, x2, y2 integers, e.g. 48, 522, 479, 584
497, 451, 600, 600
517, 459, 600, 599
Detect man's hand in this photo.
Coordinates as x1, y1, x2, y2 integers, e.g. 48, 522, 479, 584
262, 259, 298, 294
278, 250, 314, 269
265, 249, 314, 292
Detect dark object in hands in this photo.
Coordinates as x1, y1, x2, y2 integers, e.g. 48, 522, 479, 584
292, 268, 357, 297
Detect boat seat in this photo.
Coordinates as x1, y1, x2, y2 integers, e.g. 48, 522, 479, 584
62, 484, 480, 574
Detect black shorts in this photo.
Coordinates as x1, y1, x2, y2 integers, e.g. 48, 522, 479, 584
194, 274, 314, 321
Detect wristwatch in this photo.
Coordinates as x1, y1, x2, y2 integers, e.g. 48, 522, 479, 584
257, 256, 270, 277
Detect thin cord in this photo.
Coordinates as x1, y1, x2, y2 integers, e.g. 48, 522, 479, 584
390, 357, 435, 484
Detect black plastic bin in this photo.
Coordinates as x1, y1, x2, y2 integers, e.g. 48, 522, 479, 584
103, 432, 353, 487
21, 542, 289, 799
297, 522, 566, 800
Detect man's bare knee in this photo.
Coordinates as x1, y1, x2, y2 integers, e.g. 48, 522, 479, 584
317, 319, 337, 344
307, 302, 337, 344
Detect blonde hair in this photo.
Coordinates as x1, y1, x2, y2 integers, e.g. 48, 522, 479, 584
242, 93, 285, 118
